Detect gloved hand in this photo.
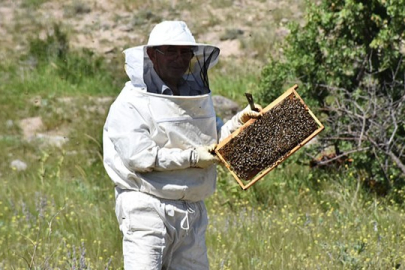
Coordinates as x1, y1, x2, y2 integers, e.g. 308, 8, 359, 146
191, 144, 219, 168
239, 103, 263, 124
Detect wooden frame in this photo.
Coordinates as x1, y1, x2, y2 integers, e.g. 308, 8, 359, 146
215, 85, 324, 190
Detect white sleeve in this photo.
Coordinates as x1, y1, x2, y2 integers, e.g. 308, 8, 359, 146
104, 98, 192, 173
218, 111, 243, 142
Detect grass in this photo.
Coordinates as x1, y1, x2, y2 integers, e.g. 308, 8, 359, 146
3, 155, 405, 269
0, 31, 122, 267
1, 1, 405, 269
206, 163, 405, 269
1, 141, 120, 267
209, 57, 265, 106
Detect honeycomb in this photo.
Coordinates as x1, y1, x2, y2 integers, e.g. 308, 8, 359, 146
215, 85, 324, 189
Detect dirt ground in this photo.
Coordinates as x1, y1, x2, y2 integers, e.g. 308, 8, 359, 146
0, 0, 303, 61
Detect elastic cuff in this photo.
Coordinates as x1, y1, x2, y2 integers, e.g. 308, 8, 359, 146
190, 149, 198, 168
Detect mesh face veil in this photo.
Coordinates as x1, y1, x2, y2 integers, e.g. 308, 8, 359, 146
185, 46, 220, 92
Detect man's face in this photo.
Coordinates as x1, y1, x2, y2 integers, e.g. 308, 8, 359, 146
148, 45, 194, 84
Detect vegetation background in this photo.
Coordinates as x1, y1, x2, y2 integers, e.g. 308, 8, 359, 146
1, 0, 405, 269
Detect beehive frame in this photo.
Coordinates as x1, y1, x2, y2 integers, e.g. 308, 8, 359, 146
215, 85, 324, 190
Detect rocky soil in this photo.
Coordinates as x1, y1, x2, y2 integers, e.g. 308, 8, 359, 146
0, 0, 304, 62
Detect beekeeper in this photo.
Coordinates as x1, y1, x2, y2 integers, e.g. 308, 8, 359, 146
103, 20, 262, 269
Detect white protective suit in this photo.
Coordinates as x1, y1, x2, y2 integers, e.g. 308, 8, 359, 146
104, 22, 241, 202
103, 21, 243, 269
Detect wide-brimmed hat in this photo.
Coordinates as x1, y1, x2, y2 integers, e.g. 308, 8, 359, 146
145, 21, 219, 56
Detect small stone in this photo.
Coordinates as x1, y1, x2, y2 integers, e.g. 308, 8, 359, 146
6, 120, 13, 128
10, 159, 27, 171
212, 95, 241, 121
36, 134, 69, 148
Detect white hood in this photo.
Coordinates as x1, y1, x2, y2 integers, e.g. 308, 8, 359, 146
123, 21, 220, 90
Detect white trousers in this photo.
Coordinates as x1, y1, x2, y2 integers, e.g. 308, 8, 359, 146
115, 189, 210, 270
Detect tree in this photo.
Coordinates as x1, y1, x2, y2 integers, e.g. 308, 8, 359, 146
258, 0, 405, 191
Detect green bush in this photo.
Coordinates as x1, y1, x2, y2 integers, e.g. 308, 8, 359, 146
25, 23, 118, 90
258, 0, 405, 191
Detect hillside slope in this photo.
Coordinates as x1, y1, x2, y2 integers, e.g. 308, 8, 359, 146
0, 0, 304, 66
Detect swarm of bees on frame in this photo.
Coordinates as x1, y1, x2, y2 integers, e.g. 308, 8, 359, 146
218, 94, 319, 181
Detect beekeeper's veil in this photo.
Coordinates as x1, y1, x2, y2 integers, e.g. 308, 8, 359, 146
123, 21, 220, 93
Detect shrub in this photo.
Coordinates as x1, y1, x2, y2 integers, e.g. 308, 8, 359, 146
26, 23, 114, 86
258, 0, 405, 192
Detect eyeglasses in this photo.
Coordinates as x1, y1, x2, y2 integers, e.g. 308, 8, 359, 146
154, 47, 194, 59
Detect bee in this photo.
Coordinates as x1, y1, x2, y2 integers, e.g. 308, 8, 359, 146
218, 94, 319, 181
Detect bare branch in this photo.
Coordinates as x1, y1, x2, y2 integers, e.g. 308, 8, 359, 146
318, 66, 405, 179
388, 151, 405, 177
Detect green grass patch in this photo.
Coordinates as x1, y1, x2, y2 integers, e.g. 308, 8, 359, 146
210, 60, 262, 105
206, 165, 405, 269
